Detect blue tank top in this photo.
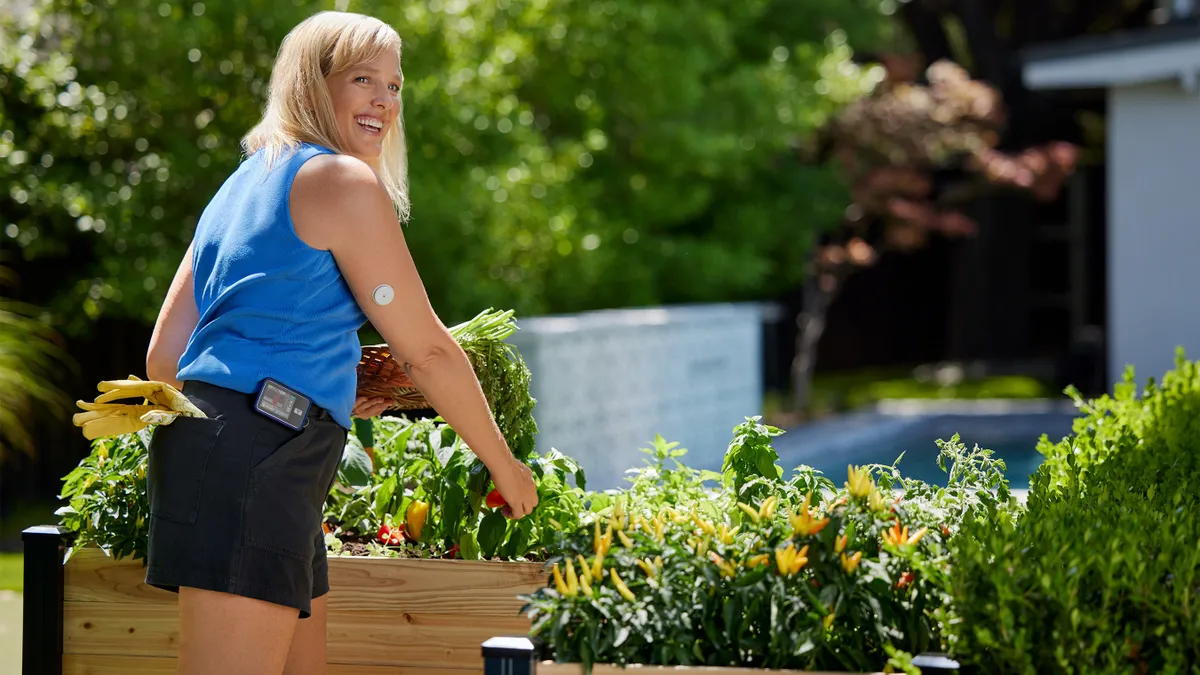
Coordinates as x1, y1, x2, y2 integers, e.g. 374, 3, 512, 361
177, 142, 367, 429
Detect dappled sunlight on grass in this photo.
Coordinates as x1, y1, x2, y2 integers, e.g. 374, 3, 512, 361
0, 554, 20, 592
0, 587, 19, 675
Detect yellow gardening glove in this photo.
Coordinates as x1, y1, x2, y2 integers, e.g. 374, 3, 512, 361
92, 375, 205, 417
73, 376, 205, 440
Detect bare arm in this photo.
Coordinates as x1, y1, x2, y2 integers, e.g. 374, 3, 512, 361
146, 242, 199, 389
292, 155, 537, 515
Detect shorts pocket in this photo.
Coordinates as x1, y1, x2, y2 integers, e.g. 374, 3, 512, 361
243, 423, 343, 561
147, 417, 226, 526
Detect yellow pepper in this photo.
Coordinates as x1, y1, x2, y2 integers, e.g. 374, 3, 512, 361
565, 559, 580, 596
617, 529, 635, 549
405, 500, 429, 541
823, 613, 836, 630
758, 495, 778, 521
774, 543, 809, 576
788, 494, 830, 538
835, 534, 848, 553
737, 502, 761, 524
867, 485, 889, 513
691, 511, 716, 536
610, 569, 637, 602
552, 563, 574, 596
840, 550, 863, 574
882, 521, 928, 548
708, 551, 736, 578
593, 520, 613, 557
637, 559, 657, 578
577, 554, 593, 584
746, 553, 770, 569
592, 554, 605, 582
846, 466, 872, 499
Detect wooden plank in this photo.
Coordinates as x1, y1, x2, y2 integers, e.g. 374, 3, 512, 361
326, 609, 529, 667
538, 664, 883, 675
63, 654, 475, 674
63, 549, 173, 605
325, 555, 546, 615
64, 547, 547, 616
64, 602, 529, 670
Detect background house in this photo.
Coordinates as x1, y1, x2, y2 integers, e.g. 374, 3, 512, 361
1023, 16, 1200, 382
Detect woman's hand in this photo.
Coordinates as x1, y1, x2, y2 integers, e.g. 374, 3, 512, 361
490, 457, 539, 519
351, 395, 391, 420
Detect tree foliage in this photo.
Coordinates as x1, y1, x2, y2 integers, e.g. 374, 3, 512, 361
1, 0, 894, 338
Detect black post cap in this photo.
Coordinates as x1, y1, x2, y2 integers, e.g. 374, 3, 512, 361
482, 636, 538, 675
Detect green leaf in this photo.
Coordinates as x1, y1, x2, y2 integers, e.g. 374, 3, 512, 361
457, 529, 481, 561
441, 483, 466, 542
502, 517, 532, 559
337, 435, 373, 489
374, 474, 397, 519
478, 509, 507, 559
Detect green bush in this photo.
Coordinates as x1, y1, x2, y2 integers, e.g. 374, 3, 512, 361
950, 349, 1200, 674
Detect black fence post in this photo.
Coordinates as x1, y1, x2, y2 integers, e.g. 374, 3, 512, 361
482, 636, 538, 675
913, 652, 960, 674
22, 526, 69, 675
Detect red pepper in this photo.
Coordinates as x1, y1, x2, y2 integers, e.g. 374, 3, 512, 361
446, 544, 460, 559
486, 488, 507, 509
377, 523, 405, 546
896, 571, 915, 589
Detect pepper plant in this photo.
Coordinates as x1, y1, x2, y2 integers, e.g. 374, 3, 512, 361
324, 415, 588, 560
521, 420, 1016, 671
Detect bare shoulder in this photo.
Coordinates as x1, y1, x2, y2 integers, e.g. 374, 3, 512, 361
291, 153, 392, 249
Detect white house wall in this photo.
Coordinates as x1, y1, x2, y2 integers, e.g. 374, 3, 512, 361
1108, 81, 1200, 382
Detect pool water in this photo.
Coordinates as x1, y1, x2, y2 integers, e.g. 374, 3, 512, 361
771, 402, 1079, 491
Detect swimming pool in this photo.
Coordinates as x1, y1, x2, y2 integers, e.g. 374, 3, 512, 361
771, 400, 1080, 490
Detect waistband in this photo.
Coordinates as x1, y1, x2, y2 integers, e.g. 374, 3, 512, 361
181, 379, 334, 425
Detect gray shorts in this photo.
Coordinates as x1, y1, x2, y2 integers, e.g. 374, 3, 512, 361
144, 380, 347, 618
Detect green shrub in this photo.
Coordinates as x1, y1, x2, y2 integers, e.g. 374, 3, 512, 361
950, 349, 1200, 674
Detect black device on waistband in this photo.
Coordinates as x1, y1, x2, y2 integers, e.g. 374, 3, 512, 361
255, 378, 311, 430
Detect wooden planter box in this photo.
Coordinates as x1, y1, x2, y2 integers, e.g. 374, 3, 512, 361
479, 638, 962, 675
22, 526, 546, 675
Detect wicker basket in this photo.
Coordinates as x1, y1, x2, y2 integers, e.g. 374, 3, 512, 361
356, 344, 432, 411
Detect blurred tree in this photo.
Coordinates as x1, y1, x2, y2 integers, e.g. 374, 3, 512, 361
785, 0, 1160, 411
789, 58, 1077, 410
0, 259, 74, 463
1, 0, 894, 342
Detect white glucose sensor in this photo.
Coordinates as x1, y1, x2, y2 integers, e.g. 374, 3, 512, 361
372, 284, 395, 306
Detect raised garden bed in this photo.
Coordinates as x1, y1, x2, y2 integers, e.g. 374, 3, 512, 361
22, 527, 545, 675
478, 637, 961, 674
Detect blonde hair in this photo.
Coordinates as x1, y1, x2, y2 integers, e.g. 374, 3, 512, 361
242, 11, 410, 221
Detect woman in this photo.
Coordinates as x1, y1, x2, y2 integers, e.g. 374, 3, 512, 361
144, 11, 539, 675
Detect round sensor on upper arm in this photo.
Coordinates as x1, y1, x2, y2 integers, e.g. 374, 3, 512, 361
372, 284, 395, 306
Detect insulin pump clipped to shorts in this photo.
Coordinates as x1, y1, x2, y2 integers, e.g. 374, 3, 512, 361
144, 379, 347, 618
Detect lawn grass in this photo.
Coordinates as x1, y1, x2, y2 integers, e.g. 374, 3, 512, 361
764, 368, 1055, 425
0, 588, 20, 675
0, 554, 22, 592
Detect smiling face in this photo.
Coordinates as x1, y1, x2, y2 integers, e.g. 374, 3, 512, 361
324, 50, 403, 168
